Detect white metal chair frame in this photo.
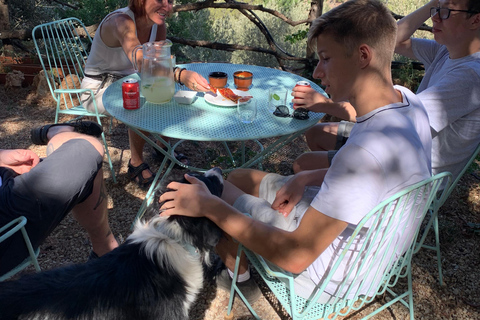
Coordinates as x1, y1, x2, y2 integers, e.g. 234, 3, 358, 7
0, 216, 41, 282
415, 143, 480, 285
32, 17, 116, 183
227, 172, 451, 320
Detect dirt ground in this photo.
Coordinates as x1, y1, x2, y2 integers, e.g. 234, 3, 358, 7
1, 84, 479, 320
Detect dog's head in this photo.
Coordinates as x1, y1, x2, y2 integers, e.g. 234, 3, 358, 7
140, 168, 224, 256
162, 168, 224, 251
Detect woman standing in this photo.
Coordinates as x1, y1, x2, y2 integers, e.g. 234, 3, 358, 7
81, 0, 210, 188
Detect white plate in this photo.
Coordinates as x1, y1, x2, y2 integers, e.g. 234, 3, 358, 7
204, 89, 251, 107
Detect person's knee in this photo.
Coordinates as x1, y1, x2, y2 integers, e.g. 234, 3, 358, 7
305, 123, 339, 151
293, 153, 309, 173
227, 168, 265, 196
77, 135, 104, 157
48, 132, 105, 157
227, 168, 253, 185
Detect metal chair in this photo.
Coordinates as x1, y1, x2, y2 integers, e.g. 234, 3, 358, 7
0, 217, 41, 282
32, 17, 116, 183
415, 143, 480, 285
227, 172, 451, 320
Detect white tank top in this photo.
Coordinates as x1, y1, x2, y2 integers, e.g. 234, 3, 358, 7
84, 7, 158, 76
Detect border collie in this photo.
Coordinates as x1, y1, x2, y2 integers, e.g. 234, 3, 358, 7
0, 168, 224, 320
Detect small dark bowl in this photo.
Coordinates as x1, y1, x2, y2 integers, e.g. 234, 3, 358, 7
209, 72, 228, 88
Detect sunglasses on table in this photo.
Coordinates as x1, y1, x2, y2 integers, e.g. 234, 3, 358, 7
430, 7, 479, 20
273, 105, 309, 120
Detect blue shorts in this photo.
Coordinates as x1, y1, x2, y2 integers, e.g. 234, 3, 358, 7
0, 139, 102, 275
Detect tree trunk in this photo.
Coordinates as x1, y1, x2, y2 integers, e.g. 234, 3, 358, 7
306, 0, 323, 59
0, 0, 9, 31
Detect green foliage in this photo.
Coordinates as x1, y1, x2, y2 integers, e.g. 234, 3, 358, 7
61, 0, 127, 26
285, 29, 308, 44
265, 0, 301, 7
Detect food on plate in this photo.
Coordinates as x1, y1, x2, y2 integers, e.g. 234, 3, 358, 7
216, 87, 252, 103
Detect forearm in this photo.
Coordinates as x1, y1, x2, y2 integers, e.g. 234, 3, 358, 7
296, 169, 329, 188
310, 100, 356, 122
0, 149, 5, 166
397, 1, 434, 41
204, 199, 304, 272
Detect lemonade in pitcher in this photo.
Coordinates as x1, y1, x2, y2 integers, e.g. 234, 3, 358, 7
141, 76, 175, 104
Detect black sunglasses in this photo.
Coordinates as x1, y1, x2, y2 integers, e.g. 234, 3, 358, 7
273, 105, 309, 120
430, 7, 479, 20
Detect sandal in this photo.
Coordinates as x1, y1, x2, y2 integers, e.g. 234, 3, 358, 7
153, 146, 190, 168
127, 161, 155, 189
31, 120, 103, 145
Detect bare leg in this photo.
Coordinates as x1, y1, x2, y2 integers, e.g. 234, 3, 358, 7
292, 122, 339, 173
71, 167, 118, 256
305, 122, 340, 151
216, 179, 260, 273
226, 168, 269, 197
47, 130, 118, 257
128, 128, 153, 180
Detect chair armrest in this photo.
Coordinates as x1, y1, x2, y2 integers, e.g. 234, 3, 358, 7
0, 217, 27, 242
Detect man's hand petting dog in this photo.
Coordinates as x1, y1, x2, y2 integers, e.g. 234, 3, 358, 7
160, 173, 220, 218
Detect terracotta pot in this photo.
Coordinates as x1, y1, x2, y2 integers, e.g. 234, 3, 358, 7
233, 71, 253, 91
209, 71, 228, 88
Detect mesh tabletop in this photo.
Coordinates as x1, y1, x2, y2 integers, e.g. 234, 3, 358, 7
103, 63, 326, 142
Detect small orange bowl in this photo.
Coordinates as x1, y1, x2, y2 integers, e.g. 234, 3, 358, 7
209, 72, 228, 88
233, 71, 253, 91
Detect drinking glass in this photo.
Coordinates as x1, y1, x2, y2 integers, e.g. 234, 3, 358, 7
268, 87, 288, 112
237, 97, 257, 124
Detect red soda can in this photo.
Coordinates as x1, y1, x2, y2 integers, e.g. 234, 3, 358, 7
122, 79, 140, 110
293, 80, 311, 109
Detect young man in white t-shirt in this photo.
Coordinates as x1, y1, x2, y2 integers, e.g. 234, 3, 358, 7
294, 0, 480, 182
159, 0, 432, 303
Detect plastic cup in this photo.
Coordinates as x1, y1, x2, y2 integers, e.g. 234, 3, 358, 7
268, 87, 288, 112
237, 97, 257, 124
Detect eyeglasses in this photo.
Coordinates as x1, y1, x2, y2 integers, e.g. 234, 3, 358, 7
273, 105, 309, 120
430, 7, 479, 20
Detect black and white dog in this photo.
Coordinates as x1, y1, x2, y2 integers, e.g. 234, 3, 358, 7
0, 168, 224, 320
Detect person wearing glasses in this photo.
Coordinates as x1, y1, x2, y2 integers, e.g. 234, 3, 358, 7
294, 0, 480, 183
159, 0, 432, 304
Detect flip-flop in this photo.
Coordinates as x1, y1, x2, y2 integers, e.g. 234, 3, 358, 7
31, 120, 103, 145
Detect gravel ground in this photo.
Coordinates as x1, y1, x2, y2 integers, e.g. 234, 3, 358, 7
1, 84, 479, 319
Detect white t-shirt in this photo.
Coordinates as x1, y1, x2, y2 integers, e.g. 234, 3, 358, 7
307, 86, 432, 299
412, 38, 480, 181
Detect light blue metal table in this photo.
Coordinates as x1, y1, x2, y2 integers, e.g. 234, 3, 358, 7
103, 63, 326, 223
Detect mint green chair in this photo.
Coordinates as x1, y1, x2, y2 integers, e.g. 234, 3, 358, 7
32, 17, 116, 183
415, 143, 480, 285
226, 172, 451, 320
0, 216, 41, 281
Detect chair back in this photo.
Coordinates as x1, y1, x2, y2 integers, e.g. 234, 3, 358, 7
435, 143, 480, 210
229, 172, 451, 320
0, 217, 41, 281
32, 17, 92, 109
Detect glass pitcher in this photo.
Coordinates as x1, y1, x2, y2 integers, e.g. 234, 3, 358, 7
132, 40, 175, 104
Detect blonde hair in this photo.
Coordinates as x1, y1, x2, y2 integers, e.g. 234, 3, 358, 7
308, 0, 397, 65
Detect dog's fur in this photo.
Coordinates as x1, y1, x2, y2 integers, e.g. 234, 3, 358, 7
0, 168, 224, 320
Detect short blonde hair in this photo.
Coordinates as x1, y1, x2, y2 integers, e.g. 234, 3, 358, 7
308, 0, 397, 65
